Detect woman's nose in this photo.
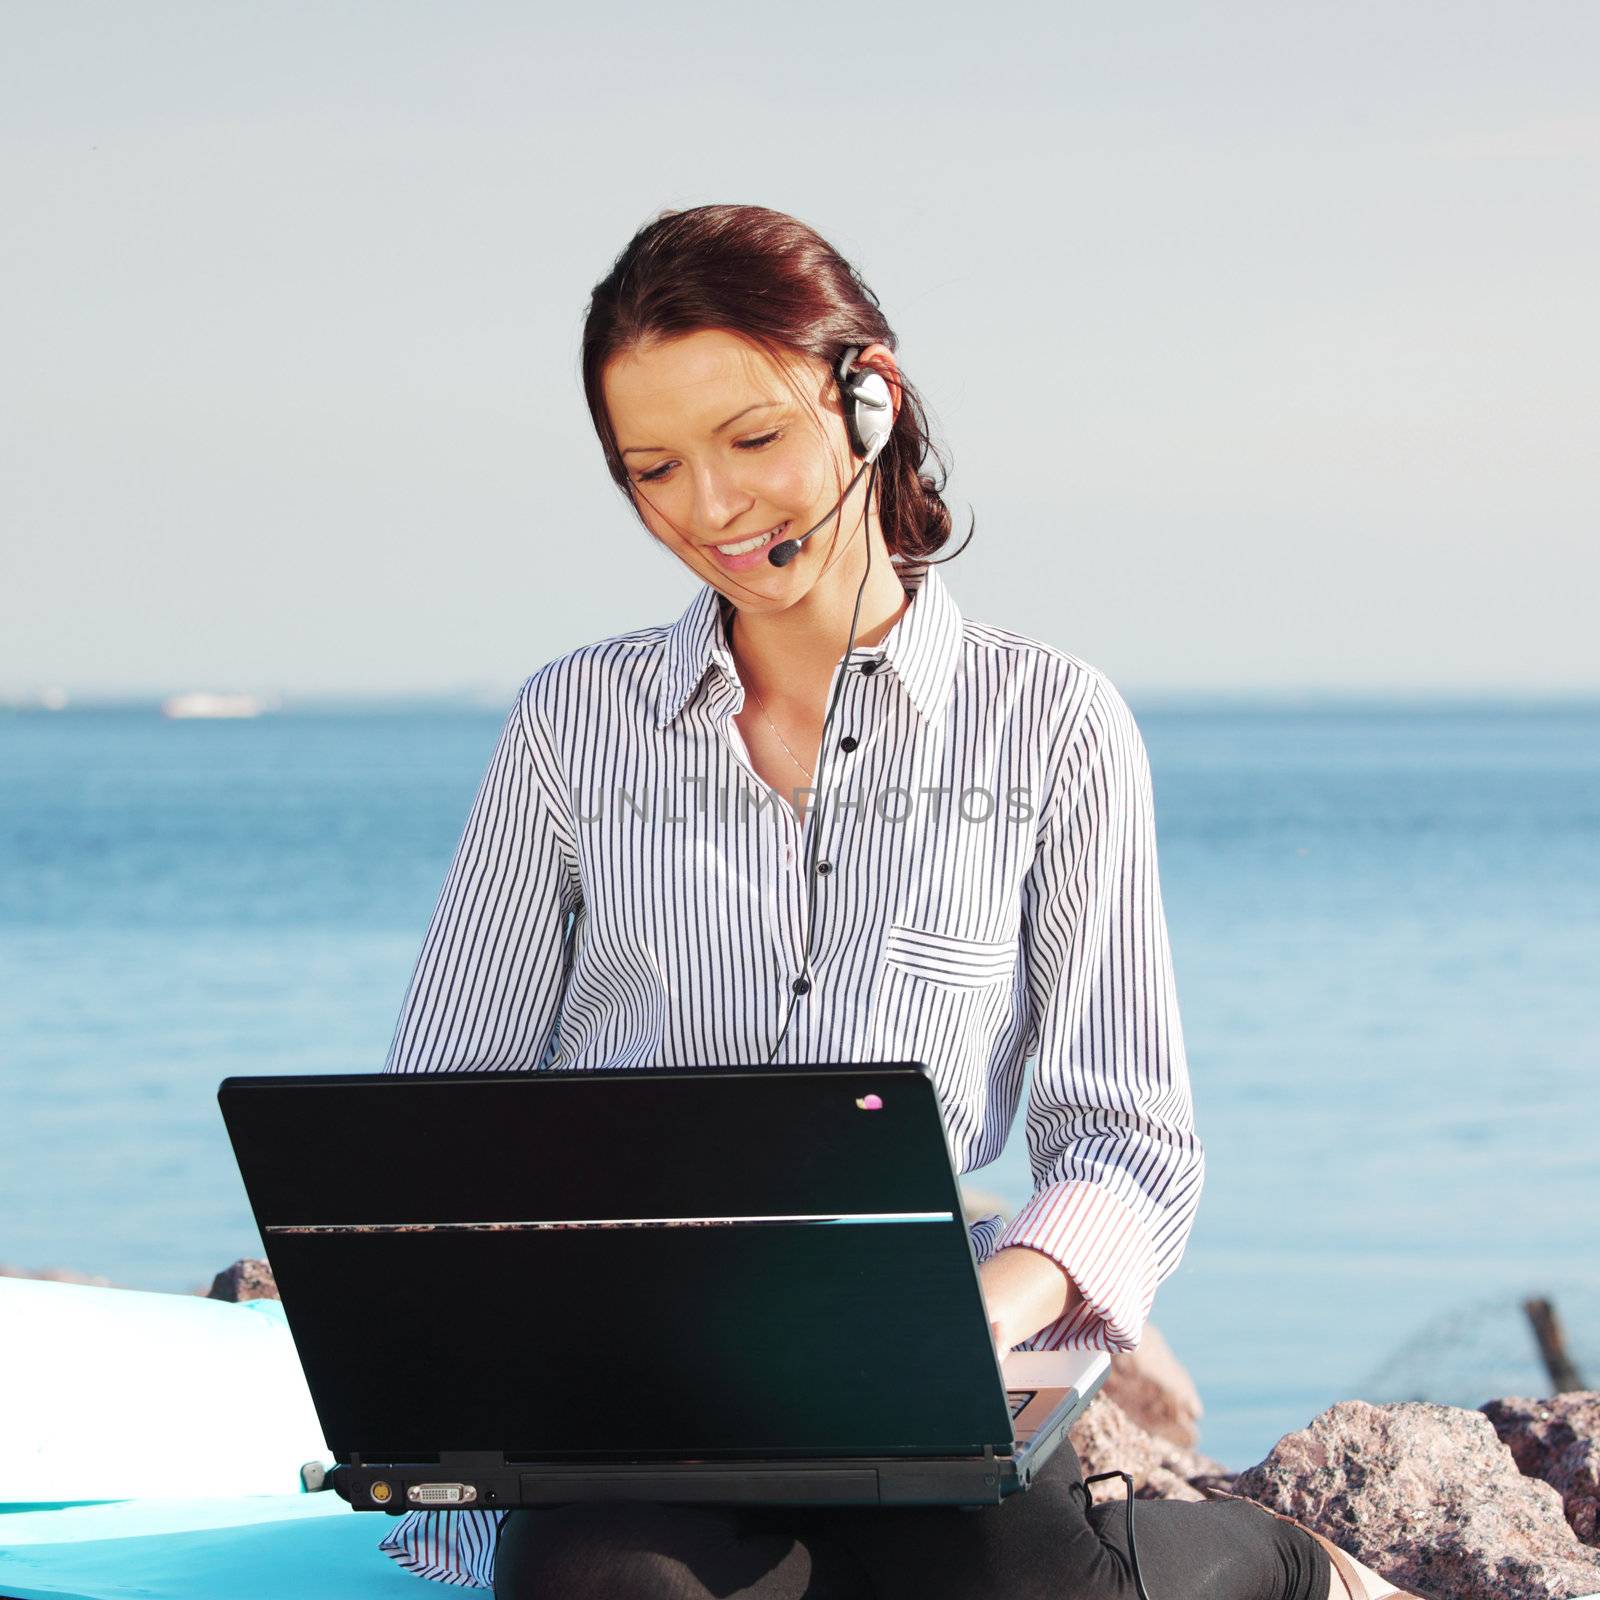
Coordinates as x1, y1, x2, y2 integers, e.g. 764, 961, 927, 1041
689, 461, 754, 531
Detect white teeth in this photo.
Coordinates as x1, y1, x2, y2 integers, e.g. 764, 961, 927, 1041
715, 524, 784, 556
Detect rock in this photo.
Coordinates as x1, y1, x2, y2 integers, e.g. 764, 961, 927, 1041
1068, 1392, 1229, 1502
1483, 1394, 1600, 1546
1104, 1322, 1204, 1450
1231, 1398, 1600, 1600
0, 1263, 115, 1286
206, 1259, 279, 1302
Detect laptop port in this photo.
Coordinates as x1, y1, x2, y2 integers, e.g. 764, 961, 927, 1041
407, 1482, 479, 1506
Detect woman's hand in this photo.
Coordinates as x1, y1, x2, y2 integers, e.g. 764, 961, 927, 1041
978, 1245, 1084, 1361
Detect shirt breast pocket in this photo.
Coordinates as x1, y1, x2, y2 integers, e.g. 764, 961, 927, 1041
881, 921, 1020, 992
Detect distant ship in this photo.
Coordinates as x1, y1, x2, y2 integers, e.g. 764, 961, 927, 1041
160, 693, 272, 720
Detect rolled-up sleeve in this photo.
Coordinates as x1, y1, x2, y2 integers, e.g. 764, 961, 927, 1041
999, 674, 1203, 1353
381, 678, 581, 1078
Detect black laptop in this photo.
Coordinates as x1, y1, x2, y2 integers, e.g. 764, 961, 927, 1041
216, 1063, 1108, 1515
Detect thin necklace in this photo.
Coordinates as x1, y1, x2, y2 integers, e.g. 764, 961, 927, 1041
726, 604, 816, 781
745, 678, 815, 781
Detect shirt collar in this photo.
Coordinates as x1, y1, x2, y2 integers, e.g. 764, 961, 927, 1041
654, 561, 964, 730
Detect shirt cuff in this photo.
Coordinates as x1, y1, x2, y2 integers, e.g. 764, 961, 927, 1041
994, 1179, 1159, 1353
967, 1212, 1005, 1264
378, 1506, 504, 1588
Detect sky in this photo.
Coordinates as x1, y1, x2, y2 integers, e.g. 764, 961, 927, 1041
2, 1, 1596, 701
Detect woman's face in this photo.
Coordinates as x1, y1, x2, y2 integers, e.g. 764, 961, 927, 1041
601, 327, 895, 610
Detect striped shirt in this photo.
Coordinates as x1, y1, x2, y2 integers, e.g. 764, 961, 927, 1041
376, 561, 1204, 1586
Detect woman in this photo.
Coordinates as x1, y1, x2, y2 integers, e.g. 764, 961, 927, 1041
376, 205, 1411, 1600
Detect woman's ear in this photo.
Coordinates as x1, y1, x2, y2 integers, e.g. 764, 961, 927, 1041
853, 342, 903, 424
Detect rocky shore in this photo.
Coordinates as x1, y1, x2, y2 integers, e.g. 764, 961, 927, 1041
1077, 1321, 1600, 1599
6, 1260, 1599, 1599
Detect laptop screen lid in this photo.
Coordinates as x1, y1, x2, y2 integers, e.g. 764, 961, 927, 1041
217, 1064, 1017, 1465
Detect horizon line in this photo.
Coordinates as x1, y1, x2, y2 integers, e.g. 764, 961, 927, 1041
4, 685, 1599, 714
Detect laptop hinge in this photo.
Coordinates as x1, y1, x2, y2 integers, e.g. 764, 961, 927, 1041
439, 1450, 508, 1471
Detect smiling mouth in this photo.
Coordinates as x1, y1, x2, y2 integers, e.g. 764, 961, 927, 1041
709, 522, 788, 557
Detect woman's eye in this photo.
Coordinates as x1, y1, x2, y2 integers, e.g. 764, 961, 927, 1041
633, 430, 783, 485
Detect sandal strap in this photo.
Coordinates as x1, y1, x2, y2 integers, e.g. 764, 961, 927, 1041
1305, 1527, 1375, 1600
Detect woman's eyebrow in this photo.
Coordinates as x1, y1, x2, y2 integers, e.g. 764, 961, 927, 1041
620, 400, 783, 457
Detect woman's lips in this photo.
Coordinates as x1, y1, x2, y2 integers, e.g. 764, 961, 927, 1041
705, 521, 789, 573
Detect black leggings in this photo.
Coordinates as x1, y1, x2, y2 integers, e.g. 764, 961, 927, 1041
493, 1438, 1330, 1599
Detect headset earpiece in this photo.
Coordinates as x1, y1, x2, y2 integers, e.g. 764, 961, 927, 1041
837, 346, 894, 464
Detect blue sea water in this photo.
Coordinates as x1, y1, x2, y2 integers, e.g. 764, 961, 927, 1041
2, 700, 1596, 1471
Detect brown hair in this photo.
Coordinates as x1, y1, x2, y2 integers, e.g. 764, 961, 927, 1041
581, 204, 969, 566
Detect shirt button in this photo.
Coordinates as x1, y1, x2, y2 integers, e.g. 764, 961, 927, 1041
861, 661, 879, 675
840, 736, 858, 753
792, 977, 811, 996
816, 861, 832, 875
